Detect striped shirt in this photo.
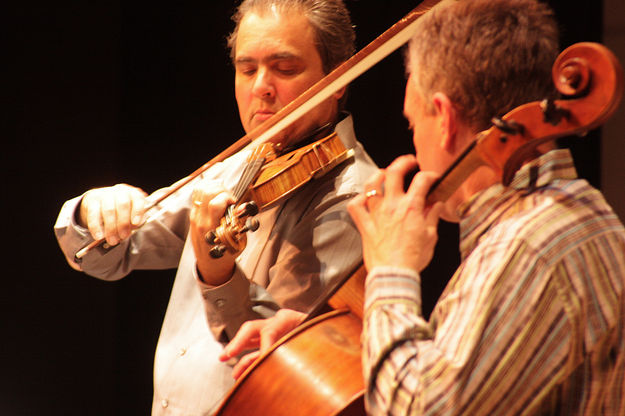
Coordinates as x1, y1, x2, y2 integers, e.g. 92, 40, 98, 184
363, 149, 625, 415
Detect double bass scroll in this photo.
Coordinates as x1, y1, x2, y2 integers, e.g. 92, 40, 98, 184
427, 42, 624, 205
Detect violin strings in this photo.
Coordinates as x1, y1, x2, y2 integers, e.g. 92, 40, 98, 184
232, 158, 266, 202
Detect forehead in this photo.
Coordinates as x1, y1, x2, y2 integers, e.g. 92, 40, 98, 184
235, 10, 318, 61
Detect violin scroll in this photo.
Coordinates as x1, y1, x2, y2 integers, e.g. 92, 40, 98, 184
206, 202, 259, 258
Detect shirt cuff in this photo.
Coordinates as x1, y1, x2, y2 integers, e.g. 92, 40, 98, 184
364, 265, 422, 311
59, 194, 91, 237
194, 263, 252, 339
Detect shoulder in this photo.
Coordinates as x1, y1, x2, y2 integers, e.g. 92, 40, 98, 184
483, 178, 625, 268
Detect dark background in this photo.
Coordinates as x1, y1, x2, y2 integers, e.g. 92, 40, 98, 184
6, 1, 604, 415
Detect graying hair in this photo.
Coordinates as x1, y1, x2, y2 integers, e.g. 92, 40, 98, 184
406, 0, 559, 131
227, 0, 355, 75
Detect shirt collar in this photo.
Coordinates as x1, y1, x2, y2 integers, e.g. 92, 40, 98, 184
334, 112, 356, 150
457, 149, 578, 258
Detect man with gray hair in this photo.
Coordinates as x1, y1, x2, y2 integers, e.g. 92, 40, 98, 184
223, 0, 625, 414
54, 1, 377, 414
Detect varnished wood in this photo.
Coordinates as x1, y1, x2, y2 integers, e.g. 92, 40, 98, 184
427, 42, 624, 205
215, 310, 365, 416
250, 133, 353, 209
327, 264, 367, 321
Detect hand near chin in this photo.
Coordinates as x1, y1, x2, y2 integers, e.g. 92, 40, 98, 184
219, 309, 306, 380
347, 155, 443, 273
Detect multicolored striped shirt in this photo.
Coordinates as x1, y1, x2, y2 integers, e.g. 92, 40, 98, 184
363, 149, 625, 415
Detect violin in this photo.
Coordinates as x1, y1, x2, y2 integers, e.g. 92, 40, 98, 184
206, 131, 354, 258
74, 0, 443, 261
214, 41, 623, 416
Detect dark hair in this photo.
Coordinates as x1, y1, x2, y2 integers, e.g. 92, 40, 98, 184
227, 0, 355, 75
406, 0, 560, 131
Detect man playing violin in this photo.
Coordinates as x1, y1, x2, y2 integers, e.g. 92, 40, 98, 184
222, 0, 625, 414
54, 0, 377, 414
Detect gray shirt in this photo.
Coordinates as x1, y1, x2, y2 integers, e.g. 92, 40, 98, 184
54, 115, 378, 415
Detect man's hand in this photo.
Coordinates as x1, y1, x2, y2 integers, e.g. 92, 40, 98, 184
189, 180, 239, 286
347, 155, 443, 273
219, 309, 306, 379
79, 184, 148, 246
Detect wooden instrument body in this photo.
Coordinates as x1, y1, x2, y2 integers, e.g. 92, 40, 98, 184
250, 132, 353, 210
215, 309, 365, 416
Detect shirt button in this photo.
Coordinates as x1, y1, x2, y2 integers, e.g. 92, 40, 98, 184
179, 347, 187, 356
161, 399, 169, 408
215, 299, 226, 309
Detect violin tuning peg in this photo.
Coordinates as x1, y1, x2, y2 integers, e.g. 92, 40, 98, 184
205, 230, 218, 245
209, 245, 227, 259
236, 201, 259, 218
491, 116, 524, 135
244, 218, 260, 233
540, 98, 570, 125
247, 201, 259, 216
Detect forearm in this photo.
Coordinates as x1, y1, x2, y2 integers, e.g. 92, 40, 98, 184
363, 263, 577, 415
54, 189, 189, 280
54, 195, 106, 272
363, 266, 430, 415
197, 190, 364, 341
196, 264, 278, 341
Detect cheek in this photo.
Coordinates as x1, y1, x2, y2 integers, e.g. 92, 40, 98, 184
413, 134, 431, 171
234, 78, 245, 102
235, 81, 252, 111
412, 132, 423, 157
274, 81, 300, 104
277, 72, 321, 103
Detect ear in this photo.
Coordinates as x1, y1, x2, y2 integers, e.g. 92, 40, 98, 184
431, 92, 457, 153
332, 86, 346, 101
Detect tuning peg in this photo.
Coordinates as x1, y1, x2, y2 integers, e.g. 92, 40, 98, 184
209, 245, 227, 259
242, 218, 259, 233
236, 201, 259, 218
205, 230, 218, 245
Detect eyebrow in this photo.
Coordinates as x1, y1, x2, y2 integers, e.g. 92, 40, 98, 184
234, 52, 300, 65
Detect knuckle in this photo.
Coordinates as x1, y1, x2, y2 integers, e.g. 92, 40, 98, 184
116, 197, 131, 209
239, 320, 253, 332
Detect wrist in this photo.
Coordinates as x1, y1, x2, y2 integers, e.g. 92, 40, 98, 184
196, 259, 235, 286
75, 197, 88, 228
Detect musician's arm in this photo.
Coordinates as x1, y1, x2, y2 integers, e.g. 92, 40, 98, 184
197, 167, 367, 341
53, 186, 191, 280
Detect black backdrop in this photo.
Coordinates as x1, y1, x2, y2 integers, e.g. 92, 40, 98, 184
6, 2, 601, 415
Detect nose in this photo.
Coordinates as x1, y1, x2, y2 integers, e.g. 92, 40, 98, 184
252, 67, 276, 99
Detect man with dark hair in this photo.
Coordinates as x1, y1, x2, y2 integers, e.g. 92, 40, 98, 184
223, 0, 625, 414
54, 1, 377, 414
